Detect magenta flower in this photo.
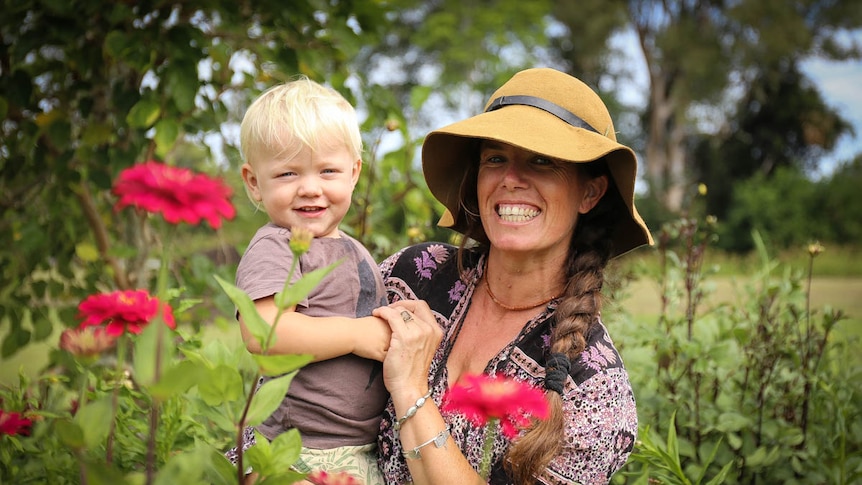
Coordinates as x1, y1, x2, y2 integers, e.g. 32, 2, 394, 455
0, 410, 32, 436
78, 289, 176, 336
113, 160, 236, 229
442, 373, 549, 439
306, 470, 363, 485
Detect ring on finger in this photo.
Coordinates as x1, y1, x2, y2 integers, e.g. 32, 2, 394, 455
400, 310, 413, 323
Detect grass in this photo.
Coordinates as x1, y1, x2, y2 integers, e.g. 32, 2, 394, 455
617, 276, 862, 342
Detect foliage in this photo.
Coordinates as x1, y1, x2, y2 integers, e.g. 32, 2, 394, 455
612, 216, 862, 484
0, 0, 445, 361
550, 0, 862, 212
717, 161, 862, 252
693, 62, 853, 221
0, 163, 330, 484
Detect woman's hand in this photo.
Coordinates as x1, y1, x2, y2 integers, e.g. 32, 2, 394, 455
372, 300, 443, 396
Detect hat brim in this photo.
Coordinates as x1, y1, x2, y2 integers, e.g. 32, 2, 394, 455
422, 105, 653, 257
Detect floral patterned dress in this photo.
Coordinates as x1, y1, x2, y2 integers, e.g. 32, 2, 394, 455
377, 242, 637, 485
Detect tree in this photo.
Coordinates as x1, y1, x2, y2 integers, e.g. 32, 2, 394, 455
694, 61, 853, 222
550, 0, 862, 213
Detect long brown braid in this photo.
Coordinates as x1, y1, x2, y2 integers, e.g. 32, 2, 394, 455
455, 155, 623, 483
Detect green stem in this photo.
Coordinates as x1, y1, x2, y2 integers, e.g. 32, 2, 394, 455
479, 419, 497, 480
236, 255, 299, 483
106, 334, 128, 464
145, 225, 173, 484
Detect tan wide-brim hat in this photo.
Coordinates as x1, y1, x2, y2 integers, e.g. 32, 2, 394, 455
422, 67, 653, 257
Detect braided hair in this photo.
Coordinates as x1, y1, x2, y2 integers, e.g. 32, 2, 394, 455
455, 154, 622, 483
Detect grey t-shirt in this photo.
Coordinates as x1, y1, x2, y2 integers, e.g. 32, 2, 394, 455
236, 223, 388, 448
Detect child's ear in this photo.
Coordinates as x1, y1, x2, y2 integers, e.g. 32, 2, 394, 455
351, 158, 362, 186
241, 163, 262, 201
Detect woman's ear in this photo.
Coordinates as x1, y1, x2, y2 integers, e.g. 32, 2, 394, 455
241, 163, 262, 202
579, 175, 609, 214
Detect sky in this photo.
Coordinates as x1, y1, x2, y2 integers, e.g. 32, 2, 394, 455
802, 56, 862, 175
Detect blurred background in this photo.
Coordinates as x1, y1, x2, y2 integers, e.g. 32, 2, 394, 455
2, 1, 861, 483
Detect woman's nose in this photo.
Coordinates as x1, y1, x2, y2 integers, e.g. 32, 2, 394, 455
501, 162, 527, 188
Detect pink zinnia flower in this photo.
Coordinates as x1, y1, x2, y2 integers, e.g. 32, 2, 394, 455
114, 160, 236, 229
60, 325, 118, 357
0, 410, 32, 436
442, 373, 549, 438
306, 470, 363, 485
78, 289, 176, 336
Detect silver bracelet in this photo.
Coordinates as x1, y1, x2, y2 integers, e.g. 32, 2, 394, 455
402, 427, 450, 460
394, 388, 433, 431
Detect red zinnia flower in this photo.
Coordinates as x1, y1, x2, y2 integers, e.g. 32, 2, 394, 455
307, 470, 363, 485
0, 410, 32, 436
60, 325, 118, 357
114, 160, 236, 229
442, 373, 549, 438
78, 289, 176, 336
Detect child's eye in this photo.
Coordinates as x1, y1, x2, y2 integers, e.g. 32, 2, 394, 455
277, 171, 297, 178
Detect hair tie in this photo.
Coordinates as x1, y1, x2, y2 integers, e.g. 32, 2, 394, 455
544, 352, 571, 395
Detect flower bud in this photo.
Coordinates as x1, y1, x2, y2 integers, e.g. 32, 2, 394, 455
807, 241, 824, 257
289, 227, 314, 256
60, 326, 117, 360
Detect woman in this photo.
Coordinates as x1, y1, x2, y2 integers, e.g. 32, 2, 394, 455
372, 68, 653, 484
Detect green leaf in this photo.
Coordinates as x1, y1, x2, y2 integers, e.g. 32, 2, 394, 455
153, 447, 212, 485
126, 98, 161, 128
746, 446, 768, 467
704, 461, 736, 485
203, 446, 240, 485
666, 411, 680, 470
83, 458, 131, 484
246, 430, 273, 473
148, 359, 210, 400
269, 428, 302, 467
274, 260, 343, 309
251, 353, 313, 377
154, 118, 180, 158
76, 241, 100, 262
133, 319, 176, 387
215, 274, 271, 351
198, 364, 244, 406
1, 323, 30, 358
167, 67, 198, 113
714, 411, 751, 433
74, 396, 112, 449
55, 419, 86, 449
246, 372, 297, 426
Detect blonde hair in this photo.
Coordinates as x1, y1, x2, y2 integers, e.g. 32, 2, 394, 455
240, 76, 362, 166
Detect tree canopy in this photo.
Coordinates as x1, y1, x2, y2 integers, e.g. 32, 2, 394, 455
2, 0, 860, 357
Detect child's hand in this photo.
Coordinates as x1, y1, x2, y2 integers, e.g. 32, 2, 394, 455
351, 315, 392, 361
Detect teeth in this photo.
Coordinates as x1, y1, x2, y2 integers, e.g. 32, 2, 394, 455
497, 205, 539, 222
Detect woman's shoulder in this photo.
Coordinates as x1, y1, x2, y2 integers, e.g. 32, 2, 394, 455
380, 242, 481, 304
380, 242, 467, 277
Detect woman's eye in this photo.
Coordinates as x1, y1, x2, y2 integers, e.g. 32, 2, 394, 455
480, 154, 505, 165
532, 156, 554, 166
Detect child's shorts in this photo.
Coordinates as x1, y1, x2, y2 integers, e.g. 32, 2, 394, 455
293, 443, 383, 485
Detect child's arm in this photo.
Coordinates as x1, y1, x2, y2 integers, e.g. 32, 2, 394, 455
238, 295, 391, 362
